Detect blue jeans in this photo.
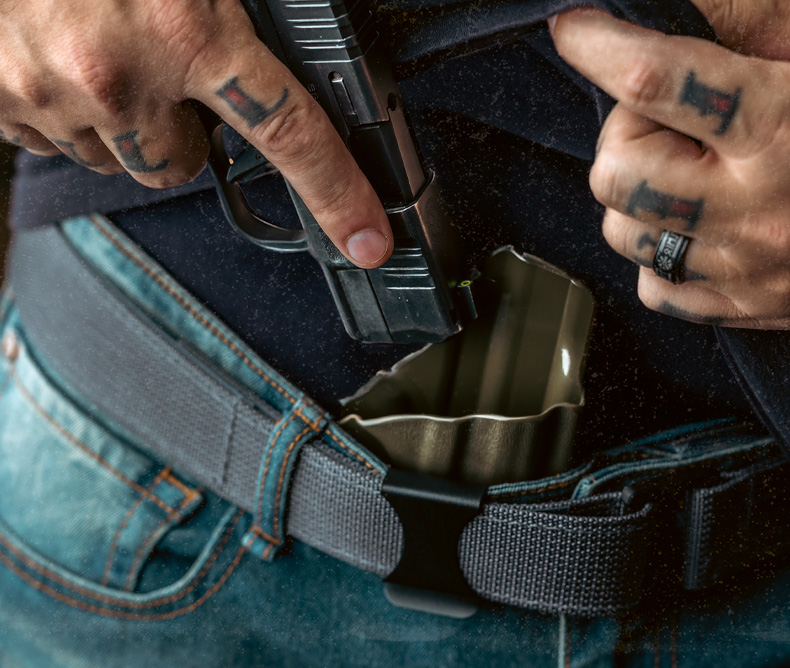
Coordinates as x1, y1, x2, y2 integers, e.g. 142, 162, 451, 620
0, 214, 788, 667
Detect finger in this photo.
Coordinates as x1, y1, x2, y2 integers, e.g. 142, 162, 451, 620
49, 129, 124, 174
602, 208, 718, 285
636, 267, 790, 328
0, 123, 59, 155
591, 106, 740, 244
186, 6, 391, 268
551, 8, 784, 158
94, 102, 208, 189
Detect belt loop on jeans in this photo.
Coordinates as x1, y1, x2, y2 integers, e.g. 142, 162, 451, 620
9, 221, 790, 617
243, 397, 328, 562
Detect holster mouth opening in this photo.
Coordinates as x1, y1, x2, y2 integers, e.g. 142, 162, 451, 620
338, 247, 596, 485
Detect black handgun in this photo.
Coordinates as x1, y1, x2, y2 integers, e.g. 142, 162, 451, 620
205, 0, 472, 344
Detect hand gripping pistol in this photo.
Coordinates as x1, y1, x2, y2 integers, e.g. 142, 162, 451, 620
204, 0, 474, 344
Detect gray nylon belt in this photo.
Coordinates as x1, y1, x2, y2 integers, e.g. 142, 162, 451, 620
8, 224, 789, 617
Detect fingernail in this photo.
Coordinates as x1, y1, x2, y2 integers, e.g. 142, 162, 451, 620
346, 229, 389, 266
547, 15, 558, 36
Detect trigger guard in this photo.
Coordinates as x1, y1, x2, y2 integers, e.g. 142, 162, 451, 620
204, 121, 308, 254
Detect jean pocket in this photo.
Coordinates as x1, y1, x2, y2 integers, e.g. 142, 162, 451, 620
0, 316, 226, 597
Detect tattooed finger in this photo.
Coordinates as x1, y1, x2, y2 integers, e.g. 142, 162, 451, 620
635, 267, 790, 328
188, 10, 392, 268
550, 9, 780, 158
0, 124, 58, 154
48, 129, 123, 174
626, 181, 703, 233
95, 102, 208, 189
590, 105, 743, 245
601, 209, 713, 282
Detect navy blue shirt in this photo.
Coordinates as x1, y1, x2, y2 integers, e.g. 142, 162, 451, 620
10, 0, 765, 459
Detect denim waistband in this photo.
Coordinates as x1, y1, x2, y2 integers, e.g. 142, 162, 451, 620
7, 215, 788, 617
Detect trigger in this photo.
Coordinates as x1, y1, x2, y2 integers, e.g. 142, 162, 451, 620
227, 144, 279, 184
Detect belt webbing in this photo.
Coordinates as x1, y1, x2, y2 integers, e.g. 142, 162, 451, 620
8, 224, 788, 616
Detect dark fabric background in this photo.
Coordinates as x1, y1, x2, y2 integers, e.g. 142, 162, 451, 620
10, 0, 768, 460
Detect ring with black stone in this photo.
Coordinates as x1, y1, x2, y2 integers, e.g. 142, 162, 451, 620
652, 230, 691, 284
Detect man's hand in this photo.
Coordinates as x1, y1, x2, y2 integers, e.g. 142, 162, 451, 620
688, 0, 790, 58
0, 0, 391, 267
550, 8, 790, 328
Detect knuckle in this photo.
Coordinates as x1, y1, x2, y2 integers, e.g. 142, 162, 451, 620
65, 46, 130, 113
702, 0, 738, 31
636, 273, 664, 311
254, 98, 324, 161
741, 78, 786, 154
600, 212, 626, 252
149, 3, 211, 56
589, 152, 626, 208
309, 171, 357, 222
772, 229, 790, 260
160, 2, 234, 87
621, 59, 671, 111
755, 217, 790, 257
12, 74, 53, 109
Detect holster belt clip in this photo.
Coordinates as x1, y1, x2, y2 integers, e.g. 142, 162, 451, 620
381, 468, 486, 619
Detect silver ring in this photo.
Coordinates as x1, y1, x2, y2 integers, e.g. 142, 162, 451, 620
653, 231, 691, 284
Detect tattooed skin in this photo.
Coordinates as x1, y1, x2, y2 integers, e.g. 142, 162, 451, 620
112, 130, 169, 173
657, 301, 724, 326
626, 181, 703, 232
52, 139, 104, 168
637, 233, 657, 251
215, 77, 288, 128
0, 129, 23, 146
680, 71, 741, 136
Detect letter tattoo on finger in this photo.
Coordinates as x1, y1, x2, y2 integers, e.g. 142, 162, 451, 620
680, 71, 741, 136
112, 130, 169, 173
627, 181, 703, 232
215, 77, 289, 128
52, 139, 104, 168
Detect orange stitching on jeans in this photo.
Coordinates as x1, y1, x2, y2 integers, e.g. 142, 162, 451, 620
325, 430, 375, 472
256, 411, 294, 528
162, 471, 197, 500
88, 215, 297, 405
101, 467, 171, 587
123, 492, 196, 591
124, 515, 172, 591
87, 218, 378, 481
0, 510, 243, 609
253, 406, 319, 540
10, 367, 177, 516
254, 405, 317, 527
296, 406, 322, 432
248, 525, 281, 546
271, 423, 313, 537
0, 539, 246, 621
